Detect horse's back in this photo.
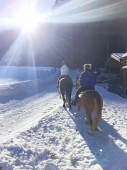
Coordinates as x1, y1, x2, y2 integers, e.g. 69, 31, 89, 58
78, 90, 103, 111
80, 90, 102, 101
59, 77, 73, 90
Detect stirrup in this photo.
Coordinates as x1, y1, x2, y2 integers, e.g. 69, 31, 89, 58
71, 101, 76, 105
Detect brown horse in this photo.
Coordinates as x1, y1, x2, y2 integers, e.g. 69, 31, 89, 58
59, 76, 73, 110
77, 90, 103, 135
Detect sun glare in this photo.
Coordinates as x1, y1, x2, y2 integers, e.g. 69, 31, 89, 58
14, 5, 39, 33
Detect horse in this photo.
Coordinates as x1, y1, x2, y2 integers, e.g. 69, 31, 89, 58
76, 90, 103, 135
58, 76, 73, 110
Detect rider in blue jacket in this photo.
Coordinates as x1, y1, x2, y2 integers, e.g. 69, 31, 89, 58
72, 64, 98, 105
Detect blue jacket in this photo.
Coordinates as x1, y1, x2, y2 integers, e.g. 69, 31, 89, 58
80, 71, 98, 89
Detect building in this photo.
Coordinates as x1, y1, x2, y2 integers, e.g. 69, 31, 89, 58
106, 53, 127, 87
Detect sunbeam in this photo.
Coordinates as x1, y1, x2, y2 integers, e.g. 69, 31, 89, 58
0, 32, 38, 81
1, 0, 127, 32
1, 34, 24, 66
49, 0, 127, 23
0, 34, 24, 77
27, 35, 38, 92
0, 0, 127, 68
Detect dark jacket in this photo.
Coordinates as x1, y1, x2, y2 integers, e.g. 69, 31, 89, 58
80, 71, 98, 89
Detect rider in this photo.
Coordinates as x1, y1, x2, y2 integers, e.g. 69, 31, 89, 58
57, 61, 70, 87
71, 63, 98, 105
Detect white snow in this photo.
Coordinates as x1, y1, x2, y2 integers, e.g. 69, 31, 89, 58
0, 66, 127, 170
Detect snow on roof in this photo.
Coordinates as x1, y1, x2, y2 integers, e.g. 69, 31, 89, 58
122, 66, 127, 69
112, 53, 127, 58
122, 52, 127, 57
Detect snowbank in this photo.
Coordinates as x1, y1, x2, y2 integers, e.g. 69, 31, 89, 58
0, 66, 59, 100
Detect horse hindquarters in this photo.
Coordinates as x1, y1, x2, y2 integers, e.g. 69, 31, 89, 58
59, 77, 73, 109
77, 90, 103, 135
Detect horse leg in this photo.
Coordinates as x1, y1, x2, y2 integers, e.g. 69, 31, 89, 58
85, 118, 89, 124
61, 93, 66, 107
59, 87, 61, 98
68, 95, 71, 110
68, 90, 72, 110
85, 111, 94, 135
91, 97, 102, 133
86, 111, 92, 125
92, 111, 102, 132
76, 104, 80, 117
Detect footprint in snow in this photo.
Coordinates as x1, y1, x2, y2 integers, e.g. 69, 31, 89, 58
44, 163, 59, 170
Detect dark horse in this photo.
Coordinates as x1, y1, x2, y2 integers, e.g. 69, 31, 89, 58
58, 76, 73, 110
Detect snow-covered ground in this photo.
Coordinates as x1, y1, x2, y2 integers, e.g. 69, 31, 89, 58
0, 66, 127, 170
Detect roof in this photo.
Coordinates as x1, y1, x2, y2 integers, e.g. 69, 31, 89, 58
112, 53, 127, 59
122, 66, 127, 69
122, 53, 127, 58
105, 52, 127, 67
111, 53, 122, 62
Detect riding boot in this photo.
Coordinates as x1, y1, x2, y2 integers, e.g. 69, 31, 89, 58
63, 104, 65, 107
71, 100, 76, 105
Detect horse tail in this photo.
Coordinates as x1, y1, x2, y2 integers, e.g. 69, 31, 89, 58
94, 93, 103, 115
92, 92, 103, 132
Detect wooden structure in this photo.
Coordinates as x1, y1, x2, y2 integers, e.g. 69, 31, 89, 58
105, 53, 127, 87
122, 66, 127, 87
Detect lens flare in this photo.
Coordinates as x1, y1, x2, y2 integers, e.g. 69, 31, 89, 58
13, 4, 39, 33
0, 0, 127, 68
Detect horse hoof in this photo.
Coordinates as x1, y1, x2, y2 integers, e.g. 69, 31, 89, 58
76, 114, 79, 118
88, 130, 94, 136
95, 127, 99, 131
85, 119, 89, 124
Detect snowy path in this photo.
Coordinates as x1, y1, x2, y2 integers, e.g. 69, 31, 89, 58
0, 84, 127, 170
0, 86, 62, 144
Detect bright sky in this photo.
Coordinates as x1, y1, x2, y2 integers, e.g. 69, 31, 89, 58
37, 0, 55, 12
1, 0, 127, 34
0, 0, 56, 33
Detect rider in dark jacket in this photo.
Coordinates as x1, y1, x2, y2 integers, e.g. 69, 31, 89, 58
72, 64, 98, 105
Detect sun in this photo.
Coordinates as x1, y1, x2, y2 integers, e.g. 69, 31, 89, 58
14, 5, 39, 33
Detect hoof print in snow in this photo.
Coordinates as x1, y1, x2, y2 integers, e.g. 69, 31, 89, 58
44, 163, 59, 170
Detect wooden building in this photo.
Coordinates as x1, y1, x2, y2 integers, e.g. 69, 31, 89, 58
106, 53, 127, 87
122, 66, 127, 87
